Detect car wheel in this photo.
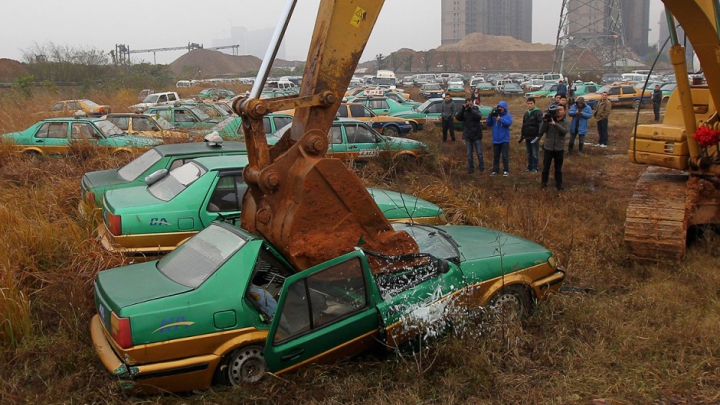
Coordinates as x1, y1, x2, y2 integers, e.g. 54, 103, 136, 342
409, 122, 419, 132
632, 99, 641, 110
383, 125, 400, 137
215, 345, 266, 386
24, 150, 42, 160
487, 285, 532, 321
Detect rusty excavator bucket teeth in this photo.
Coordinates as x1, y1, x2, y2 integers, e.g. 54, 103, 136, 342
236, 0, 418, 273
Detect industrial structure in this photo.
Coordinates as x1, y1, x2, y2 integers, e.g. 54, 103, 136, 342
112, 43, 241, 65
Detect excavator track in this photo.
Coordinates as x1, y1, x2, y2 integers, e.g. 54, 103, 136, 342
624, 167, 690, 261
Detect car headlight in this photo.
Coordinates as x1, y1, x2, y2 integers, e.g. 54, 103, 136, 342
548, 255, 557, 269
404, 121, 409, 124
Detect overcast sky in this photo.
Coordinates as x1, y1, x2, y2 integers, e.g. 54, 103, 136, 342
0, 0, 664, 66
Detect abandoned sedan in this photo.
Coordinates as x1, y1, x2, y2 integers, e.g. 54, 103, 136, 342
90, 221, 564, 393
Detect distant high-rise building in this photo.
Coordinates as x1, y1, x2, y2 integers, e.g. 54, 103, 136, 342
621, 0, 650, 55
441, 0, 532, 45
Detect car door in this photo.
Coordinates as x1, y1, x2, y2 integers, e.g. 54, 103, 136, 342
173, 109, 198, 128
264, 252, 380, 374
606, 87, 622, 104
341, 122, 383, 162
199, 170, 246, 227
620, 86, 638, 106
369, 99, 391, 116
32, 121, 69, 154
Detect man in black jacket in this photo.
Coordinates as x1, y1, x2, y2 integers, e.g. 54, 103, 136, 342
538, 103, 570, 190
520, 97, 543, 172
456, 98, 484, 173
652, 84, 662, 122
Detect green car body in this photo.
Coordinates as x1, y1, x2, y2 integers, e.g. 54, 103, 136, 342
196, 88, 236, 100
144, 105, 221, 131
349, 96, 417, 116
90, 220, 564, 393
524, 83, 559, 99
391, 98, 492, 131
80, 141, 249, 219
97, 155, 445, 254
1, 117, 159, 157
268, 117, 427, 163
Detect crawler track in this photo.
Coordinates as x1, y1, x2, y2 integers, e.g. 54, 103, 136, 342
624, 167, 690, 261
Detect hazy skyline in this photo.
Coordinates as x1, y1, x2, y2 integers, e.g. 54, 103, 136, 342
0, 0, 664, 66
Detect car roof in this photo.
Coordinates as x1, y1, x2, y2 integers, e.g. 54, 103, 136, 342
189, 154, 251, 170
152, 141, 247, 157
105, 113, 152, 118
39, 117, 104, 123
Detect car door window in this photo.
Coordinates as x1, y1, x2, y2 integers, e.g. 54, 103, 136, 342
152, 110, 171, 121
71, 123, 99, 139
273, 117, 292, 132
207, 174, 246, 212
345, 124, 377, 144
353, 105, 372, 117
608, 87, 621, 95
158, 95, 168, 103
67, 102, 81, 111
621, 86, 636, 95
168, 93, 177, 102
47, 122, 69, 139
134, 117, 152, 131
427, 102, 442, 114
174, 110, 195, 123
274, 257, 367, 343
329, 126, 343, 144
50, 103, 63, 112
108, 117, 129, 131
336, 106, 348, 118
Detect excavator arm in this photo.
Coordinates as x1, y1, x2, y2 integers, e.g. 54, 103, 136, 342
232, 0, 418, 271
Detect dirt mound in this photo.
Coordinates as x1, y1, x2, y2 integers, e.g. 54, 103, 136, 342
169, 49, 263, 77
0, 58, 28, 82
437, 33, 555, 52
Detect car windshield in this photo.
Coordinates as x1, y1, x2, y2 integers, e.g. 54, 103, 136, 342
82, 99, 100, 107
148, 161, 207, 201
392, 223, 459, 260
94, 120, 125, 137
416, 100, 434, 112
152, 116, 174, 130
142, 94, 160, 103
158, 224, 247, 288
597, 86, 612, 94
505, 83, 521, 89
117, 148, 162, 181
423, 84, 442, 91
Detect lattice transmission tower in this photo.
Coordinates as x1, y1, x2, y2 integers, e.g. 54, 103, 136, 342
552, 0, 627, 75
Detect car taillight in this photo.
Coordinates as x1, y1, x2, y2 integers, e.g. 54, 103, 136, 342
84, 191, 96, 208
106, 212, 122, 235
111, 311, 133, 349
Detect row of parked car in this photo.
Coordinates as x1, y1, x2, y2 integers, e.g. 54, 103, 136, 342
1, 84, 567, 394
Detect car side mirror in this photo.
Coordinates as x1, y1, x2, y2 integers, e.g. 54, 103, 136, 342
436, 258, 451, 274
145, 169, 168, 185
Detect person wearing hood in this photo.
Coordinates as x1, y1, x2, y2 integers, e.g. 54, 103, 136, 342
456, 97, 485, 174
486, 100, 513, 176
567, 96, 593, 154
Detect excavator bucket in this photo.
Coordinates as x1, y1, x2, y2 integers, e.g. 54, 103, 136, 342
236, 0, 419, 272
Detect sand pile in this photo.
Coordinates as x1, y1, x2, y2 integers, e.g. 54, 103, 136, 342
437, 33, 555, 52
169, 49, 264, 77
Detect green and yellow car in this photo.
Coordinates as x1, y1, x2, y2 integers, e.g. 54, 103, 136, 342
96, 155, 446, 254
103, 113, 191, 142
268, 118, 427, 163
1, 117, 159, 157
391, 98, 492, 131
80, 141, 249, 220
144, 105, 222, 130
48, 99, 111, 117
90, 220, 564, 393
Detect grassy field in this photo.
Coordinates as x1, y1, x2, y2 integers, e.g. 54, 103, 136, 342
1, 87, 720, 404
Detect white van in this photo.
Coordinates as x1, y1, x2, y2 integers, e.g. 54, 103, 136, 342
374, 70, 397, 86
175, 80, 192, 88
542, 73, 565, 83
621, 73, 647, 84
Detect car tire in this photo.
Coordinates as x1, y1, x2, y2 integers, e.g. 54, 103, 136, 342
24, 150, 42, 160
383, 125, 400, 137
632, 99, 641, 110
487, 284, 532, 321
214, 345, 266, 386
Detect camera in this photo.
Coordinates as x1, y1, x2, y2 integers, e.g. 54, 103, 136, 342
543, 105, 559, 122
490, 107, 500, 116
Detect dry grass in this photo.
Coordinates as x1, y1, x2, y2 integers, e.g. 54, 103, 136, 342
1, 89, 720, 404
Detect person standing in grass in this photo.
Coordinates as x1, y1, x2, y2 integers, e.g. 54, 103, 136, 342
440, 94, 457, 142
567, 96, 593, 154
520, 97, 543, 172
486, 100, 513, 176
538, 103, 569, 190
456, 98, 484, 174
594, 91, 612, 147
652, 84, 662, 123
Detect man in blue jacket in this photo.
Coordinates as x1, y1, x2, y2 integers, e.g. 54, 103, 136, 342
486, 100, 513, 176
567, 96, 593, 154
